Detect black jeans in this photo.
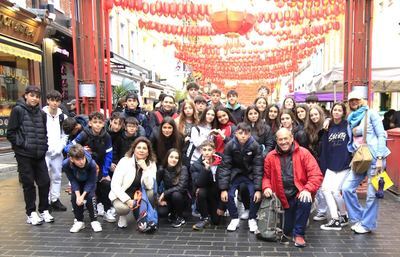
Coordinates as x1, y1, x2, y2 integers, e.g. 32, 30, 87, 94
197, 183, 222, 224
71, 185, 97, 222
160, 191, 188, 218
16, 154, 50, 215
96, 179, 112, 211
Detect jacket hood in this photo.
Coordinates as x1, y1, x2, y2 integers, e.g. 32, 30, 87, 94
124, 107, 142, 116
42, 106, 63, 117
84, 126, 106, 138
16, 97, 41, 113
226, 102, 241, 111
233, 135, 255, 149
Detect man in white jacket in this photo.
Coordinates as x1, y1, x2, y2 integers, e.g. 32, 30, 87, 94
43, 90, 68, 211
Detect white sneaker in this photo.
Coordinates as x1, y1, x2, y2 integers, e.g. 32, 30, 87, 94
110, 207, 117, 217
248, 219, 258, 233
91, 221, 102, 232
118, 215, 128, 228
40, 210, 55, 223
26, 212, 43, 226
104, 209, 117, 223
354, 224, 371, 234
351, 222, 361, 231
70, 221, 85, 233
227, 218, 240, 231
240, 210, 250, 220
97, 203, 105, 216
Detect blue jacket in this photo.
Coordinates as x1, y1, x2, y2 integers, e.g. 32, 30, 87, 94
62, 153, 97, 193
347, 108, 391, 163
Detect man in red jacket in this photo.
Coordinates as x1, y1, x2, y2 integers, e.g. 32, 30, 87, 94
262, 128, 323, 247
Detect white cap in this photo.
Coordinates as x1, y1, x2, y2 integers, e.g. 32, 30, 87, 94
348, 91, 364, 100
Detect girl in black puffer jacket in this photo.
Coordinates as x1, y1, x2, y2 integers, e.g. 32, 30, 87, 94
157, 149, 189, 228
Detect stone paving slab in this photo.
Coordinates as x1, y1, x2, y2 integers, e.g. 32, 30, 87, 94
0, 175, 400, 257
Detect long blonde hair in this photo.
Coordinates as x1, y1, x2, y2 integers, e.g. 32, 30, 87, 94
176, 100, 198, 135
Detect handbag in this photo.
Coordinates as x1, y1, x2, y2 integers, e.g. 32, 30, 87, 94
350, 111, 373, 174
371, 171, 394, 191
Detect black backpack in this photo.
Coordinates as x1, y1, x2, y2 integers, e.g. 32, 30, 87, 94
255, 194, 284, 242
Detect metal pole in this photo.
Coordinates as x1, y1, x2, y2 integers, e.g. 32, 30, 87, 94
71, 0, 80, 114
104, 5, 113, 115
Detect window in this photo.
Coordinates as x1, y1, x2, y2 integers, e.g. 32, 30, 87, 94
48, 0, 61, 10
120, 44, 125, 56
9, 0, 26, 8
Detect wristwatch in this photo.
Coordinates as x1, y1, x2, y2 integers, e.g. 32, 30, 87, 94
377, 156, 383, 160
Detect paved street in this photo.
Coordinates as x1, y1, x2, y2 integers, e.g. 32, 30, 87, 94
0, 172, 400, 257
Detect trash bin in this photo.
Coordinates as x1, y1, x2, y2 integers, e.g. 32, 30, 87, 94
386, 128, 400, 195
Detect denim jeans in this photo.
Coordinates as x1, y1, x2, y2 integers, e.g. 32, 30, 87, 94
227, 176, 260, 219
342, 164, 380, 230
284, 197, 312, 237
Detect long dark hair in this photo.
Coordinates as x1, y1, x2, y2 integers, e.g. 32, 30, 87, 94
329, 102, 347, 126
161, 148, 182, 185
295, 103, 309, 125
278, 109, 298, 129
215, 106, 237, 126
244, 105, 265, 136
156, 117, 181, 161
253, 96, 268, 120
282, 96, 296, 112
265, 104, 280, 134
126, 137, 155, 164
198, 106, 217, 128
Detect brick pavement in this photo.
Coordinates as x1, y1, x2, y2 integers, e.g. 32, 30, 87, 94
0, 175, 400, 257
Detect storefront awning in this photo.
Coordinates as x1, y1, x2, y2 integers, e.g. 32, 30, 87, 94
0, 35, 42, 62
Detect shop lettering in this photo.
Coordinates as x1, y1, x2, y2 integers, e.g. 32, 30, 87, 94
0, 65, 29, 86
0, 14, 34, 38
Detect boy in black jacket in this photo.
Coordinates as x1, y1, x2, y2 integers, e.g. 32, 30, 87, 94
219, 122, 263, 233
191, 141, 224, 230
63, 144, 102, 233
112, 117, 141, 163
7, 85, 54, 225
64, 111, 115, 223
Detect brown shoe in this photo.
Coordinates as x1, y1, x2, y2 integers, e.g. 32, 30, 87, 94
294, 235, 306, 248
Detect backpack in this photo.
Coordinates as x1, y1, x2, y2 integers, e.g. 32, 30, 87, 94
255, 194, 284, 242
185, 126, 200, 165
136, 181, 158, 233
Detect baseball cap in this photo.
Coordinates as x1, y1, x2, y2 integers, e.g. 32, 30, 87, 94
348, 91, 364, 100
25, 85, 41, 94
67, 99, 76, 105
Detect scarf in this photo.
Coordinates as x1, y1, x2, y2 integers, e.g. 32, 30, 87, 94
347, 106, 368, 129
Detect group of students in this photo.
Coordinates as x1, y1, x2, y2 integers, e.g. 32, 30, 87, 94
7, 83, 390, 248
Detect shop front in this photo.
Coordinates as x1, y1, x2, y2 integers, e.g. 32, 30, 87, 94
0, 2, 47, 138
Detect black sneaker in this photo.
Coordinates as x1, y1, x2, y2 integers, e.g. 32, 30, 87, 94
193, 217, 210, 231
280, 234, 291, 245
339, 214, 349, 227
167, 213, 175, 223
320, 219, 342, 231
50, 199, 67, 212
171, 217, 186, 228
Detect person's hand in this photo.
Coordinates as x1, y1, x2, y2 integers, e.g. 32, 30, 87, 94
83, 145, 92, 153
110, 163, 117, 172
298, 190, 312, 202
100, 175, 111, 182
185, 136, 190, 142
127, 199, 135, 209
352, 127, 358, 135
203, 159, 210, 170
221, 190, 228, 202
263, 188, 273, 198
216, 208, 225, 216
158, 193, 164, 202
375, 159, 384, 175
254, 191, 262, 203
195, 188, 200, 197
159, 200, 167, 206
76, 196, 84, 206
322, 118, 331, 130
137, 159, 148, 170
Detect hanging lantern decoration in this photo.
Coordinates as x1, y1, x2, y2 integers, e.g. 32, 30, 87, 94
210, 0, 256, 36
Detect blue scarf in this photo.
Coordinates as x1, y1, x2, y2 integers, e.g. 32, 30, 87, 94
347, 106, 368, 129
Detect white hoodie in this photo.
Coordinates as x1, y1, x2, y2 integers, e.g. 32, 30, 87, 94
42, 106, 68, 157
